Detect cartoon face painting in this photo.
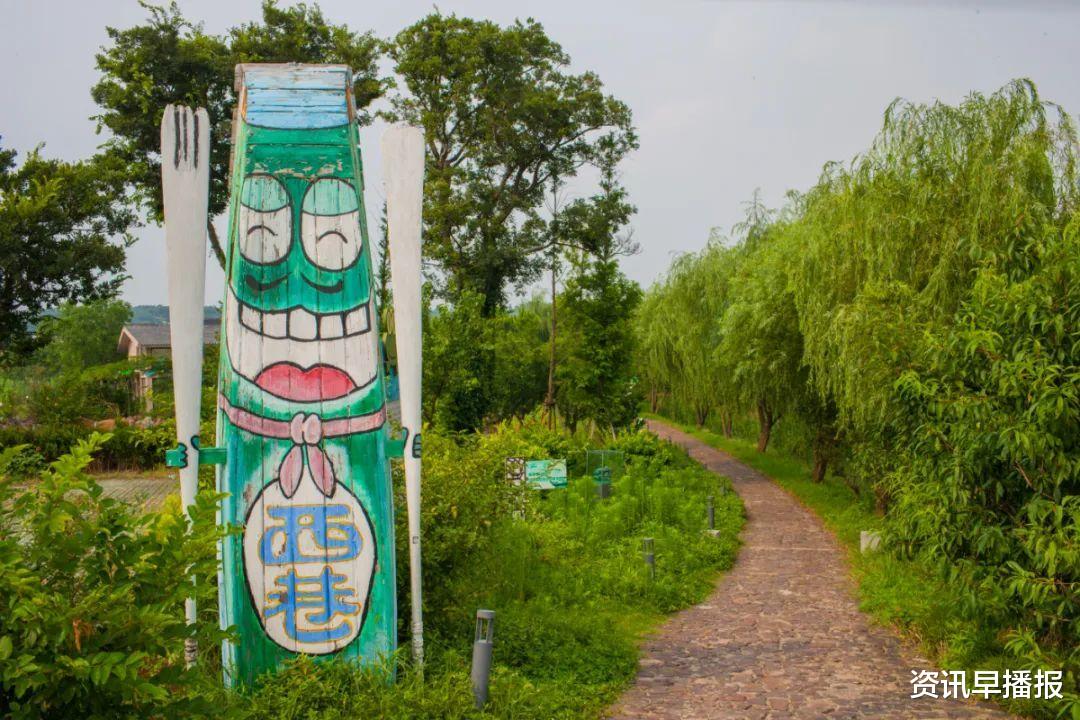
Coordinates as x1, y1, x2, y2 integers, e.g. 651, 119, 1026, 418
216, 64, 395, 686
224, 170, 379, 405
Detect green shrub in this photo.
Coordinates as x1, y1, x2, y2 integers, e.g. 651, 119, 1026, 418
493, 600, 637, 685
0, 420, 174, 471
0, 424, 89, 463
100, 420, 175, 470
240, 655, 478, 720
0, 435, 233, 719
0, 444, 45, 480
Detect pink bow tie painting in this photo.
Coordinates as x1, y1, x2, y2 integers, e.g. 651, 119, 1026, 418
279, 413, 336, 498
218, 393, 388, 499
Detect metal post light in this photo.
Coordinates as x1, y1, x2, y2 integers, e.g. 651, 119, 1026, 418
471, 609, 495, 708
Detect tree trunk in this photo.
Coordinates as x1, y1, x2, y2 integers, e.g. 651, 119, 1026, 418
720, 408, 734, 438
873, 485, 889, 516
648, 387, 659, 413
207, 219, 226, 268
543, 262, 557, 430
695, 404, 708, 428
756, 398, 773, 453
811, 425, 833, 483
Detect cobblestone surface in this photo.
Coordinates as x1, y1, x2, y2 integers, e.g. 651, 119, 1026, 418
609, 420, 1013, 720
97, 476, 175, 510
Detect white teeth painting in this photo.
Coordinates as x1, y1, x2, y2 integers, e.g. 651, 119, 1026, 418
225, 287, 378, 403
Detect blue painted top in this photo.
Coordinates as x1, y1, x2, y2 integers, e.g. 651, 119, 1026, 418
240, 64, 352, 129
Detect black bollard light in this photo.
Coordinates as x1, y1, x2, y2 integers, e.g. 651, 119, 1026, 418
471, 609, 495, 708
642, 537, 655, 579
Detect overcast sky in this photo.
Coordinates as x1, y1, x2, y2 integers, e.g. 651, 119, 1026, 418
2, 0, 1078, 306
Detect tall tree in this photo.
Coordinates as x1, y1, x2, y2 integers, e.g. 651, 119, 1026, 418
636, 239, 740, 429
388, 13, 637, 314
92, 1, 385, 266
556, 248, 642, 434
35, 299, 133, 373
0, 143, 133, 358
716, 194, 794, 452
537, 153, 637, 427
422, 291, 495, 432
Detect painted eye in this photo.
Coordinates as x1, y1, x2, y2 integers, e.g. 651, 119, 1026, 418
238, 174, 291, 264
301, 178, 362, 271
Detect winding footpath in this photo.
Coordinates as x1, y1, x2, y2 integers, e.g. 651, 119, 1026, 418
609, 420, 1013, 720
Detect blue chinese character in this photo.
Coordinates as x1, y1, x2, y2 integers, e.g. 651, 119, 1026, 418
264, 566, 360, 644
260, 504, 362, 565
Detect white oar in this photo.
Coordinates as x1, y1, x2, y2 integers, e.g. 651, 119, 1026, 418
160, 104, 210, 666
382, 124, 426, 669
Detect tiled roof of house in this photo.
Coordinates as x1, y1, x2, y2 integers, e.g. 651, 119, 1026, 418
119, 321, 220, 351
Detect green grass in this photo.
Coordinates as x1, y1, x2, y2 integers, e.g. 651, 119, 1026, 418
644, 413, 1053, 719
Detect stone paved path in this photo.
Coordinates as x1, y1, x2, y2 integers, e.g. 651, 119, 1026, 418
96, 476, 175, 510
609, 420, 1013, 720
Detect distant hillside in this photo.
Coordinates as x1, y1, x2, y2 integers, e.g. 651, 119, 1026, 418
130, 305, 221, 324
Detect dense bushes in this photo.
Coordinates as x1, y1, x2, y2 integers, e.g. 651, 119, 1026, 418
1, 421, 742, 718
0, 420, 175, 471
0, 436, 230, 719
638, 80, 1079, 714
396, 420, 739, 644
888, 229, 1080, 710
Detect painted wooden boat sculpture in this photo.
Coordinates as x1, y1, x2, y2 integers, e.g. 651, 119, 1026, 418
163, 63, 425, 688
217, 64, 396, 685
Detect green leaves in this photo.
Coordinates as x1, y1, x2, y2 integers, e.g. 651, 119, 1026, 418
642, 79, 1080, 712
389, 13, 637, 312
0, 145, 133, 358
91, 1, 386, 266
0, 434, 233, 718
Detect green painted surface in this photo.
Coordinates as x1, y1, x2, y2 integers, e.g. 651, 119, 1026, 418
215, 77, 395, 686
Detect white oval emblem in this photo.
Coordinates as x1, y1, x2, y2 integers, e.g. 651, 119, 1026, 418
242, 472, 376, 655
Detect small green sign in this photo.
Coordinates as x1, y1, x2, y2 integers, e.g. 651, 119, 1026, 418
525, 459, 567, 489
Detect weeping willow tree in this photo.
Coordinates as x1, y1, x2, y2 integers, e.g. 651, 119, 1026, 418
789, 79, 1077, 440
783, 79, 1079, 706
634, 289, 671, 414
718, 226, 814, 454
635, 238, 739, 428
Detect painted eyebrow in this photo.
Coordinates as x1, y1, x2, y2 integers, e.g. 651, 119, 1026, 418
240, 200, 289, 211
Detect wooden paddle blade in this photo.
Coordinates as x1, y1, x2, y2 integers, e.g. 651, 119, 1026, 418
160, 104, 210, 513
